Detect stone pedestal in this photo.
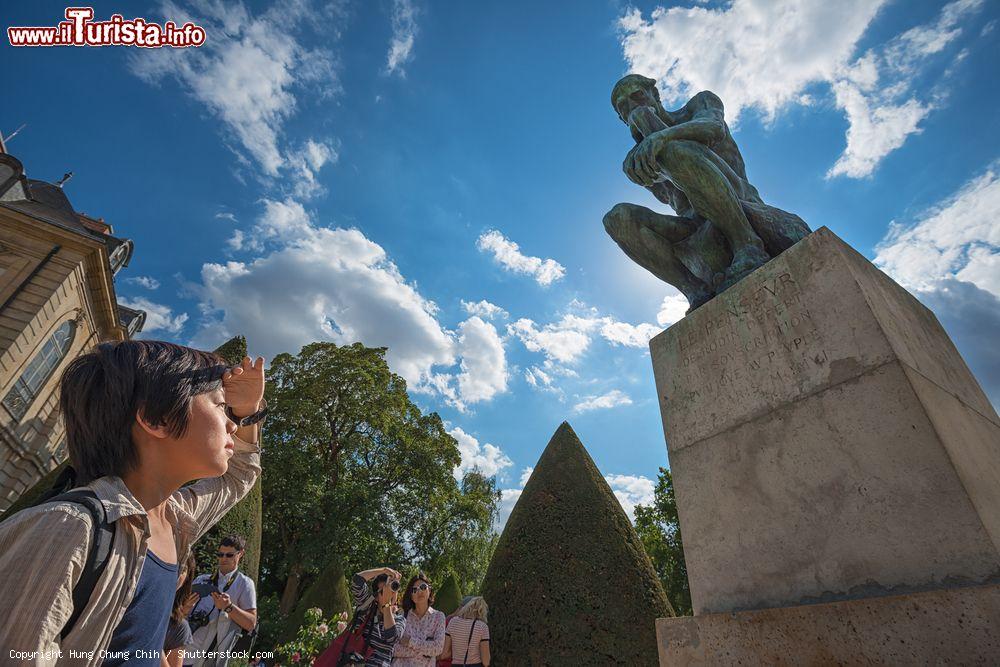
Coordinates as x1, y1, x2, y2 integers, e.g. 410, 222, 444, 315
649, 227, 1000, 663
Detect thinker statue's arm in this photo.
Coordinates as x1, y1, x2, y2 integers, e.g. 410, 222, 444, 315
655, 91, 725, 146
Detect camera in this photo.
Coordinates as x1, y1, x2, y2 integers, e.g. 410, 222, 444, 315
389, 580, 400, 592
190, 609, 211, 632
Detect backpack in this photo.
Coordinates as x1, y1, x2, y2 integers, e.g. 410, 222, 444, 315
314, 604, 377, 667
22, 472, 117, 640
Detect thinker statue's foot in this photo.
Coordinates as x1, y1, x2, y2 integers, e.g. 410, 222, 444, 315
685, 289, 714, 314
718, 245, 770, 293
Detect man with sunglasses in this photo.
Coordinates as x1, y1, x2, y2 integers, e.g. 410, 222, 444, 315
182, 535, 257, 667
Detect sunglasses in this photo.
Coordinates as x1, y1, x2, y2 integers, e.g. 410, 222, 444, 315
411, 583, 429, 592
217, 552, 237, 558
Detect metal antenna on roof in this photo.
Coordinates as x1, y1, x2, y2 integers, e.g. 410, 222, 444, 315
56, 172, 73, 188
1, 124, 27, 147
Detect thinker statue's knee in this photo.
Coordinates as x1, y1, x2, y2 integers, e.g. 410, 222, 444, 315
603, 203, 635, 238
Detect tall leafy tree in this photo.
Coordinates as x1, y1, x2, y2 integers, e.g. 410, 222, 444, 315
259, 342, 498, 615
633, 466, 692, 615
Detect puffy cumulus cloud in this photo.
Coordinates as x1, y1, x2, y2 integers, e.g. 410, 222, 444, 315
657, 293, 689, 327
508, 317, 593, 365
573, 390, 634, 414
449, 426, 513, 481
461, 299, 509, 320
519, 467, 534, 487
509, 305, 662, 370
194, 199, 512, 410
874, 162, 1000, 407
605, 474, 656, 521
619, 0, 886, 123
619, 0, 985, 179
191, 200, 453, 388
129, 1, 339, 191
875, 164, 1000, 298
119, 297, 188, 335
125, 276, 160, 290
454, 317, 509, 407
386, 0, 418, 76
476, 230, 565, 287
287, 139, 339, 199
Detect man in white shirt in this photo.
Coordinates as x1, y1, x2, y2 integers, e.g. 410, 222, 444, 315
183, 534, 257, 666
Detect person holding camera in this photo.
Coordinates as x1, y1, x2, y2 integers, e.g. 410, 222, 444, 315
181, 535, 257, 667
347, 566, 407, 666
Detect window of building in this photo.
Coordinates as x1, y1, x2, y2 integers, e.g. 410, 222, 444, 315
2, 320, 76, 421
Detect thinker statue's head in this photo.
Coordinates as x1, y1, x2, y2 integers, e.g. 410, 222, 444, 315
612, 74, 661, 123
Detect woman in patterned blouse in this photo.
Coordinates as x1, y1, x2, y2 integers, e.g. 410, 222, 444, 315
391, 573, 446, 667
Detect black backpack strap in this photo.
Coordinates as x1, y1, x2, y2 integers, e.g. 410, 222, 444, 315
44, 490, 116, 640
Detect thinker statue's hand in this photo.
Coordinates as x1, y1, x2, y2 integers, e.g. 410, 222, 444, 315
624, 132, 667, 186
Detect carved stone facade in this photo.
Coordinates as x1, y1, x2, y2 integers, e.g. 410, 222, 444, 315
0, 143, 144, 510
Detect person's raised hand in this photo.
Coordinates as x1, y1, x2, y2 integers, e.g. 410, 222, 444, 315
180, 592, 199, 616
211, 590, 233, 611
223, 356, 266, 417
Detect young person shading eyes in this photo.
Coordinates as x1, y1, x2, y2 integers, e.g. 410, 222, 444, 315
0, 341, 267, 667
391, 573, 446, 667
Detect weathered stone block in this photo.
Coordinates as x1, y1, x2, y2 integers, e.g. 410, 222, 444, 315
649, 227, 1000, 616
656, 582, 1000, 665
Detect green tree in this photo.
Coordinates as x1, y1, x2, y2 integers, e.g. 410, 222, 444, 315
259, 342, 498, 617
633, 466, 692, 615
281, 555, 352, 642
434, 572, 463, 615
482, 422, 672, 665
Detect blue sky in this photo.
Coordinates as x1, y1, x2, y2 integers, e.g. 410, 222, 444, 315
3, 0, 999, 528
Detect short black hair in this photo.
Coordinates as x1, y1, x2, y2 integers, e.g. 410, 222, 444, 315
60, 340, 227, 484
372, 573, 389, 596
220, 534, 246, 552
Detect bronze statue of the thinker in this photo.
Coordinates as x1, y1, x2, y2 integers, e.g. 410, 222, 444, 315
603, 74, 809, 313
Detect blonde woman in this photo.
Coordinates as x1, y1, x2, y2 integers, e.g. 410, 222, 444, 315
441, 597, 490, 667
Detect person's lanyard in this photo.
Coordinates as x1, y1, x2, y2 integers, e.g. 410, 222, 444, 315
206, 570, 239, 621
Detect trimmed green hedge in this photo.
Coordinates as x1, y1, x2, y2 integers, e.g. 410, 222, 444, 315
435, 572, 463, 615
281, 556, 352, 642
481, 422, 673, 665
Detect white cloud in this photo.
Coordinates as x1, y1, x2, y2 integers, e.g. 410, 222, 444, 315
119, 296, 188, 335
286, 139, 339, 199
657, 293, 688, 327
476, 230, 565, 286
449, 426, 513, 481
518, 467, 534, 487
874, 163, 1000, 298
599, 320, 661, 348
508, 317, 593, 365
126, 276, 160, 290
215, 212, 238, 223
386, 0, 418, 76
191, 202, 455, 390
524, 366, 554, 389
461, 299, 509, 320
874, 162, 1000, 408
605, 474, 656, 521
573, 389, 633, 414
619, 0, 984, 179
454, 316, 508, 407
129, 1, 339, 191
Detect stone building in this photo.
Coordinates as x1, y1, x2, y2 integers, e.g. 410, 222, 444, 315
0, 139, 144, 510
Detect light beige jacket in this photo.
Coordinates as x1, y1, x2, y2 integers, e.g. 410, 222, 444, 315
0, 436, 261, 666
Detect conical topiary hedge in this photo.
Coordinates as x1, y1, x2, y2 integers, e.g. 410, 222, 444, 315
282, 556, 352, 641
481, 422, 673, 665
435, 572, 463, 615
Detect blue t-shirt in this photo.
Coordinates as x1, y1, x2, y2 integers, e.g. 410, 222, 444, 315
103, 550, 178, 666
